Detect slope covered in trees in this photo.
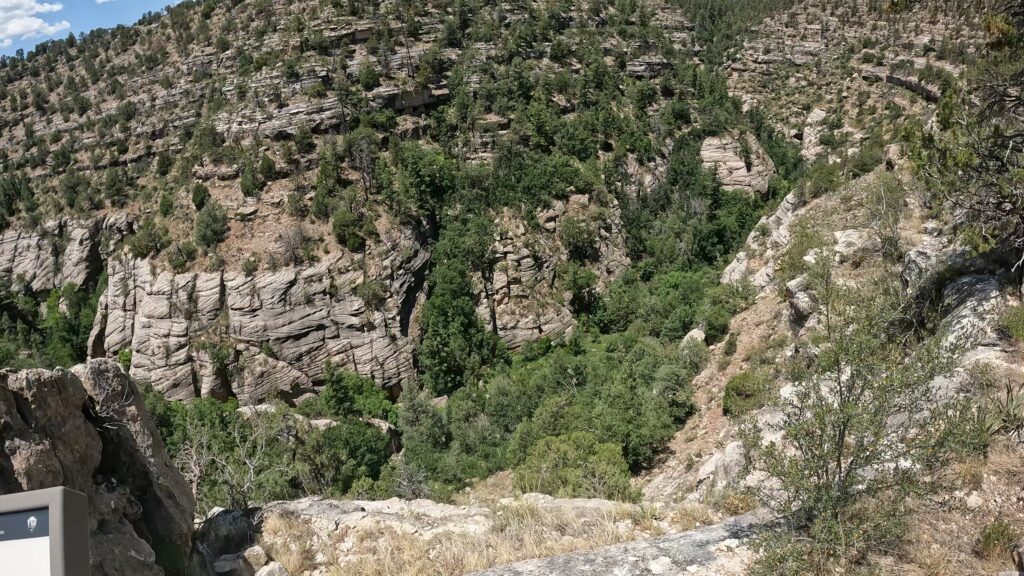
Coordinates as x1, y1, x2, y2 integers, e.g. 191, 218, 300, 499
4, 5, 1020, 576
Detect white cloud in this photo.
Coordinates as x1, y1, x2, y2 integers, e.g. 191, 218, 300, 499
95, 0, 114, 3
0, 0, 70, 47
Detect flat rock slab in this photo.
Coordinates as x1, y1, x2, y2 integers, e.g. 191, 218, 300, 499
472, 516, 757, 576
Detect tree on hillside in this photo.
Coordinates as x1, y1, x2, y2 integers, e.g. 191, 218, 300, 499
346, 127, 379, 200
416, 259, 506, 395
194, 200, 229, 248
913, 3, 1024, 258
745, 264, 986, 574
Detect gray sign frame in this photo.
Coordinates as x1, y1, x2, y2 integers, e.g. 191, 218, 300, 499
0, 487, 89, 576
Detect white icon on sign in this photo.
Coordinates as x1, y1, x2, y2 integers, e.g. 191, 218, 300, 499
27, 516, 37, 533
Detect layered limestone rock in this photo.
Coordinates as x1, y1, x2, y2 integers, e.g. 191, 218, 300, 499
90, 224, 430, 402
699, 133, 776, 196
5, 198, 627, 404
725, 0, 983, 160
800, 108, 827, 161
478, 194, 629, 349
0, 360, 195, 576
0, 216, 130, 293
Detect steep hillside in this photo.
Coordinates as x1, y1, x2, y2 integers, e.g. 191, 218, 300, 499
0, 0, 738, 399
4, 0, 1024, 575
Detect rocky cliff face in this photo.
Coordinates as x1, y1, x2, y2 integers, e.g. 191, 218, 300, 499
726, 0, 984, 162
0, 359, 195, 576
88, 221, 430, 402
644, 158, 1021, 507
478, 194, 629, 349
0, 216, 130, 294
699, 133, 776, 196
2, 199, 626, 403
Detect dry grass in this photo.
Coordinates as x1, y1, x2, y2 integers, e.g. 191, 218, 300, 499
259, 513, 318, 575
704, 487, 759, 517
668, 501, 720, 531
324, 500, 637, 576
879, 439, 1024, 576
629, 504, 664, 535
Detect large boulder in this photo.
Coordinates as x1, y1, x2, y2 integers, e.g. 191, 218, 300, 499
939, 274, 1005, 349
800, 108, 828, 161
0, 360, 196, 576
832, 228, 878, 264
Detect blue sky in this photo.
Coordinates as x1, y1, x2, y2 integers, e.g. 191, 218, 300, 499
0, 0, 179, 56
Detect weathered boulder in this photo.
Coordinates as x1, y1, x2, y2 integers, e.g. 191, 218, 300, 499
254, 563, 288, 576
0, 360, 195, 576
682, 328, 706, 346
720, 252, 749, 286
785, 274, 815, 325
262, 496, 493, 541
832, 228, 877, 264
700, 133, 776, 195
722, 191, 804, 291
901, 235, 971, 296
692, 441, 746, 498
940, 274, 1005, 349
243, 545, 268, 570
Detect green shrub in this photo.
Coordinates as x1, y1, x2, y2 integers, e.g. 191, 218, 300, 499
167, 242, 198, 272
295, 418, 390, 497
358, 63, 380, 91
194, 200, 229, 248
191, 183, 210, 210
560, 262, 598, 315
417, 260, 508, 395
774, 221, 825, 287
117, 348, 132, 372
320, 365, 395, 423
1000, 305, 1024, 342
975, 518, 1020, 561
332, 209, 366, 252
159, 192, 175, 217
514, 432, 637, 501
559, 217, 599, 262
128, 217, 170, 258
723, 333, 738, 358
723, 371, 768, 417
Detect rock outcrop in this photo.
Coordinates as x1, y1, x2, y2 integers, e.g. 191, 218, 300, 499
0, 360, 195, 576
700, 133, 776, 196
247, 493, 751, 576
800, 108, 827, 161
479, 194, 629, 349
90, 224, 429, 401
3, 199, 628, 405
0, 217, 124, 293
721, 191, 805, 290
